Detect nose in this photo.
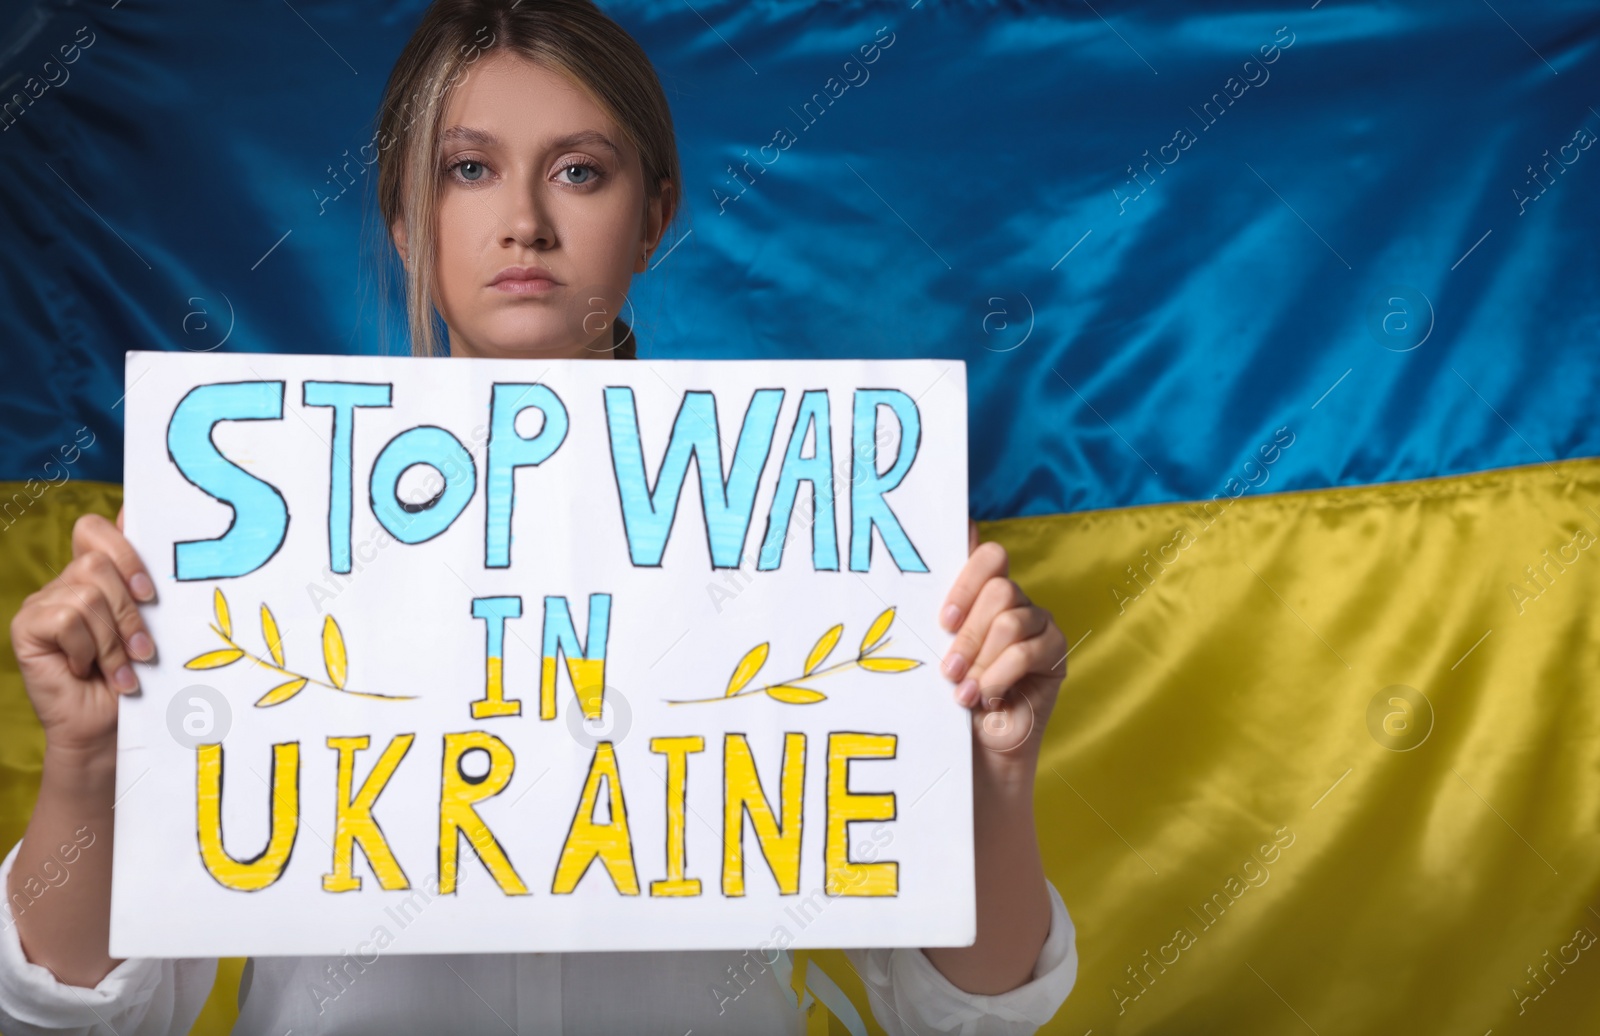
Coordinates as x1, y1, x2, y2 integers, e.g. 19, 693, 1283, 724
501, 174, 556, 251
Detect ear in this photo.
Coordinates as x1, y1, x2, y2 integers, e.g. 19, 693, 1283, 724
635, 179, 675, 273
390, 218, 409, 265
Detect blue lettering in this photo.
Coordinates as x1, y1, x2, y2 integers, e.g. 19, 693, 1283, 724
167, 381, 289, 580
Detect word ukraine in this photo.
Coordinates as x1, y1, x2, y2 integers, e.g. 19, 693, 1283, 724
199, 727, 899, 901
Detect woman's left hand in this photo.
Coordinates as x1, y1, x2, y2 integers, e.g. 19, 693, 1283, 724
938, 520, 1067, 767
924, 521, 1060, 994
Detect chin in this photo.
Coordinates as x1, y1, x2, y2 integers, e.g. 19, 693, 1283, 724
471, 318, 587, 359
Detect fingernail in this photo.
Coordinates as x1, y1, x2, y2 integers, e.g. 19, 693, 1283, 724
941, 604, 962, 630
114, 665, 139, 691
957, 678, 979, 708
130, 573, 155, 601
129, 632, 154, 661
941, 651, 968, 681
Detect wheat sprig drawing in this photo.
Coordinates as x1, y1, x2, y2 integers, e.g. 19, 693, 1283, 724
185, 587, 416, 708
667, 606, 922, 706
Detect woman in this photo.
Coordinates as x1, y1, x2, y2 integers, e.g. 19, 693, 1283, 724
0, 1, 1076, 1032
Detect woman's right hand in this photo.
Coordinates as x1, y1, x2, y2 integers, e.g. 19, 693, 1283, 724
6, 506, 154, 986
10, 507, 156, 754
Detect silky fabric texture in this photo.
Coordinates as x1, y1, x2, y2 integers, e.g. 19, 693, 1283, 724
988, 457, 1600, 1033
2, 2, 1599, 516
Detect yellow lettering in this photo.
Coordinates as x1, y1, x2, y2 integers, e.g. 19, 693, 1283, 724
649, 736, 704, 896
539, 595, 611, 720
322, 734, 414, 892
722, 733, 805, 896
825, 732, 897, 896
197, 741, 300, 891
470, 597, 523, 719
473, 653, 522, 719
438, 731, 528, 895
542, 657, 607, 720
553, 741, 639, 894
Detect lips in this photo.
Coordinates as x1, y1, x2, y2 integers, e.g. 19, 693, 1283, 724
490, 265, 561, 287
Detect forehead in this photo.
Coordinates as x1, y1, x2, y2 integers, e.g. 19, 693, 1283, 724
441, 49, 627, 155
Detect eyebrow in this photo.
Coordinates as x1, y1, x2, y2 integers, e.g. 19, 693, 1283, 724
438, 126, 621, 159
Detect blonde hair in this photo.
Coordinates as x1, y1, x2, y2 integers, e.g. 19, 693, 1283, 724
371, 0, 680, 359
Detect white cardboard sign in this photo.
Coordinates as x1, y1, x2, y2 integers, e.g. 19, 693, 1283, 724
110, 351, 973, 958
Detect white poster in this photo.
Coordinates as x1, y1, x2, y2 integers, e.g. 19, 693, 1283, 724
110, 350, 974, 958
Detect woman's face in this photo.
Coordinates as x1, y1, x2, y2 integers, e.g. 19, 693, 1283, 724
399, 50, 668, 359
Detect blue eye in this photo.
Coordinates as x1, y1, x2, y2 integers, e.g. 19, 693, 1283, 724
561, 162, 601, 186
456, 160, 486, 182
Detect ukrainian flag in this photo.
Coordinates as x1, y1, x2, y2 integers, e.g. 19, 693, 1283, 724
2, 1, 1597, 1032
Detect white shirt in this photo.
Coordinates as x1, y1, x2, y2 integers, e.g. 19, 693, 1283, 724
0, 839, 1076, 1035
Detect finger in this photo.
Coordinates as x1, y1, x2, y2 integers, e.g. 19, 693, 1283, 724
967, 519, 979, 556
941, 574, 1024, 684
56, 572, 139, 692
70, 551, 155, 663
968, 605, 1050, 679
965, 633, 1059, 707
72, 512, 155, 603
28, 594, 102, 681
116, 505, 124, 532
939, 540, 1008, 633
